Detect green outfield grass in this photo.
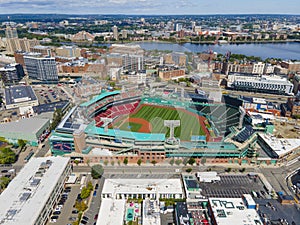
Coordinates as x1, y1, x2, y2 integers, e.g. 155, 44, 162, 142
118, 105, 206, 140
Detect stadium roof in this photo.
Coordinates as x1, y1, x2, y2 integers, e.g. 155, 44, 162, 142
85, 124, 165, 142
0, 157, 70, 225
0, 117, 49, 135
80, 90, 120, 107
4, 85, 37, 105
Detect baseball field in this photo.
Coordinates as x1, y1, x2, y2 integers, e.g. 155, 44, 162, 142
111, 104, 209, 141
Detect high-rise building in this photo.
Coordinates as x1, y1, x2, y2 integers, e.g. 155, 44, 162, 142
30, 45, 53, 57
175, 23, 183, 32
122, 54, 144, 72
0, 63, 25, 85
5, 26, 18, 39
6, 38, 40, 54
56, 45, 81, 58
121, 30, 128, 39
191, 21, 196, 32
112, 25, 119, 40
24, 55, 58, 82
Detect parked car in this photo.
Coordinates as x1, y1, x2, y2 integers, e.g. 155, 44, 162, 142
94, 214, 98, 220
72, 210, 78, 214
69, 216, 77, 221
82, 216, 89, 221
53, 211, 61, 215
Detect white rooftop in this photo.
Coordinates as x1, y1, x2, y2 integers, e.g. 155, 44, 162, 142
0, 156, 70, 225
258, 133, 300, 157
96, 199, 126, 225
0, 117, 49, 135
142, 199, 161, 225
196, 172, 221, 183
209, 197, 263, 225
102, 179, 183, 195
90, 148, 113, 156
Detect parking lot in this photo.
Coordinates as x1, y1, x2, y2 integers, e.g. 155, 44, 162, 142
46, 185, 81, 225
200, 174, 266, 198
255, 199, 300, 225
83, 177, 105, 225
33, 85, 69, 104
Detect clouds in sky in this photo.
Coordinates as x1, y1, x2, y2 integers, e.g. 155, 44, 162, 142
0, 0, 300, 14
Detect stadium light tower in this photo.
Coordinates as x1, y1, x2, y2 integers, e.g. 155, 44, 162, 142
164, 120, 180, 142
238, 106, 246, 129
101, 117, 113, 132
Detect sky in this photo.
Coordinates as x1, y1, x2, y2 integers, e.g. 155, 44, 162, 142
0, 0, 300, 14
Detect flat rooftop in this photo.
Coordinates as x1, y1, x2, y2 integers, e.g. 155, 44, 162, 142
0, 117, 49, 135
258, 133, 300, 157
209, 197, 263, 225
96, 199, 126, 225
102, 179, 183, 195
0, 156, 70, 225
4, 85, 37, 105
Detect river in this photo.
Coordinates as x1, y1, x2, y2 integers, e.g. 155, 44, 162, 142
136, 42, 300, 60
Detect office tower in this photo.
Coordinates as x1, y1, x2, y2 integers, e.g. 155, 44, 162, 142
24, 55, 58, 82
112, 25, 119, 40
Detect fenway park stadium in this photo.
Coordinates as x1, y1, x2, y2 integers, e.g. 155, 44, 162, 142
49, 88, 274, 165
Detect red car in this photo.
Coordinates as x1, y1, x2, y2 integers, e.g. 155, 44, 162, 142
94, 214, 98, 220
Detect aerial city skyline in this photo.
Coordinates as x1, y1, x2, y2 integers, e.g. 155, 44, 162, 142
0, 2, 299, 225
0, 0, 300, 14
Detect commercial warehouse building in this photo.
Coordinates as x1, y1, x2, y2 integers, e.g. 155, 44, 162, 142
96, 199, 126, 225
4, 85, 38, 109
257, 133, 300, 158
0, 157, 71, 225
227, 74, 293, 95
0, 117, 50, 146
208, 195, 262, 225
101, 179, 184, 200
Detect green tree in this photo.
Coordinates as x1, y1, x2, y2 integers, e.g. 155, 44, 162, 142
186, 168, 192, 173
50, 109, 63, 130
74, 200, 88, 212
17, 139, 27, 148
137, 159, 142, 166
175, 159, 182, 166
91, 164, 104, 179
151, 160, 157, 166
104, 160, 108, 166
110, 161, 115, 166
117, 160, 121, 166
182, 158, 188, 166
169, 158, 175, 166
187, 158, 196, 165
73, 160, 80, 166
240, 168, 246, 173
87, 181, 93, 191
123, 157, 128, 165
0, 148, 16, 164
226, 168, 232, 172
80, 187, 91, 199
0, 177, 11, 189
201, 158, 206, 165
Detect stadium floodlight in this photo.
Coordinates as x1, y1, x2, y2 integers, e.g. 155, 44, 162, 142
101, 117, 113, 132
238, 106, 246, 129
164, 120, 180, 140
